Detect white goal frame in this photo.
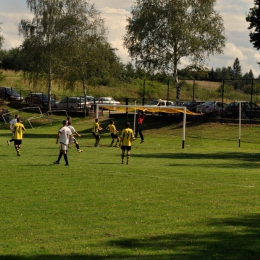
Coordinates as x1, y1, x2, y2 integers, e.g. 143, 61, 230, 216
95, 103, 187, 149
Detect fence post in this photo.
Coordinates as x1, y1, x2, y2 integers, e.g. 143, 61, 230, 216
221, 80, 225, 121
167, 79, 170, 101
142, 79, 146, 106
126, 98, 129, 118
193, 79, 195, 101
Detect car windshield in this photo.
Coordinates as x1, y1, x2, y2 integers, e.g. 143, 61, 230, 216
203, 101, 214, 106
100, 97, 112, 101
148, 100, 159, 105
183, 102, 193, 106
78, 96, 94, 101
6, 88, 19, 96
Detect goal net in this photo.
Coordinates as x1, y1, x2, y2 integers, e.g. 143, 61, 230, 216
95, 103, 201, 149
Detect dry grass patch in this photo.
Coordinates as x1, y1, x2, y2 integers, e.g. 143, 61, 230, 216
185, 80, 221, 90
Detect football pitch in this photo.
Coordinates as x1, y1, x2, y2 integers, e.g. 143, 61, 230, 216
1, 115, 260, 259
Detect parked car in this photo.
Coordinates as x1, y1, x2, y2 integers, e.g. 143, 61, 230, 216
95, 97, 120, 105
196, 101, 227, 117
146, 99, 174, 107
77, 96, 95, 110
25, 93, 58, 108
182, 100, 204, 112
224, 101, 260, 119
77, 95, 95, 102
0, 86, 23, 102
56, 97, 91, 112
144, 99, 174, 115
93, 97, 121, 110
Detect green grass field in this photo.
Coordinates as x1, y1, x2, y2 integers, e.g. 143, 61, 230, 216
1, 114, 260, 259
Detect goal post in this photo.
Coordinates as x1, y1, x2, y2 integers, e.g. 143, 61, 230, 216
95, 104, 198, 149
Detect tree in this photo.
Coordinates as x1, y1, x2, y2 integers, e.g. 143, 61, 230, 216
19, 0, 70, 111
246, 0, 260, 65
0, 23, 4, 81
19, 0, 116, 115
0, 22, 4, 50
232, 58, 242, 79
214, 68, 222, 81
53, 0, 109, 116
123, 0, 226, 101
227, 66, 233, 79
1, 48, 23, 71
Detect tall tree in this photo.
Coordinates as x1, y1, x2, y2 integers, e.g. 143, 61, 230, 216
246, 0, 260, 65
0, 23, 4, 81
55, 0, 109, 116
0, 22, 4, 50
123, 0, 226, 101
19, 0, 68, 111
232, 58, 242, 79
222, 67, 231, 80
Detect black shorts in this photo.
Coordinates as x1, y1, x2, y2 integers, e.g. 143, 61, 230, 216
121, 145, 131, 151
14, 139, 22, 145
111, 133, 118, 139
92, 132, 100, 140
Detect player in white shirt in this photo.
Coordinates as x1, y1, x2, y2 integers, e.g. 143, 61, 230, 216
53, 120, 72, 166
67, 121, 83, 153
7, 114, 19, 146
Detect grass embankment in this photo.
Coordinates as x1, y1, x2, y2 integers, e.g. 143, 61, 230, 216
1, 69, 254, 104
0, 114, 260, 259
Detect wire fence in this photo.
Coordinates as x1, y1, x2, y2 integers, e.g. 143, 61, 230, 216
1, 79, 260, 122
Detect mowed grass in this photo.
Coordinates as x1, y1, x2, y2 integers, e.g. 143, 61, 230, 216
1, 114, 260, 259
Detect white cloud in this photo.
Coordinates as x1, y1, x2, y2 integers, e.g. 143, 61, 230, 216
93, 0, 133, 10
0, 11, 32, 49
224, 43, 247, 60
222, 13, 248, 33
100, 7, 131, 63
254, 52, 260, 62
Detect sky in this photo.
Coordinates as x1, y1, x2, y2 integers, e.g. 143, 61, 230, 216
0, 0, 260, 77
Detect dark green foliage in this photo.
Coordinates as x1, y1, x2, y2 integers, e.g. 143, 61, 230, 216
246, 0, 260, 52
0, 48, 23, 71
232, 58, 243, 79
0, 22, 3, 50
244, 82, 260, 95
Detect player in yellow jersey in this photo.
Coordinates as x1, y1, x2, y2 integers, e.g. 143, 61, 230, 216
92, 118, 103, 147
13, 117, 26, 156
120, 122, 136, 164
106, 120, 120, 147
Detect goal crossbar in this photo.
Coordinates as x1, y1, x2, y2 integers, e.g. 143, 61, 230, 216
98, 104, 201, 115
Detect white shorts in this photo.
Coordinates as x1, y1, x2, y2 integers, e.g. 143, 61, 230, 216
60, 143, 68, 151
70, 137, 76, 144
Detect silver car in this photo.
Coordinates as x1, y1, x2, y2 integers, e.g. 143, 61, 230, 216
95, 97, 120, 105
197, 101, 227, 117
56, 97, 91, 112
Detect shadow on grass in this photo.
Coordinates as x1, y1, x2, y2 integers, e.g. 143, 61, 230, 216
1, 214, 260, 259
134, 152, 260, 169
138, 151, 260, 161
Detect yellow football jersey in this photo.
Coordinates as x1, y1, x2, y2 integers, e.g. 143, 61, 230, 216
13, 122, 26, 140
121, 128, 134, 146
92, 122, 99, 134
107, 124, 117, 134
